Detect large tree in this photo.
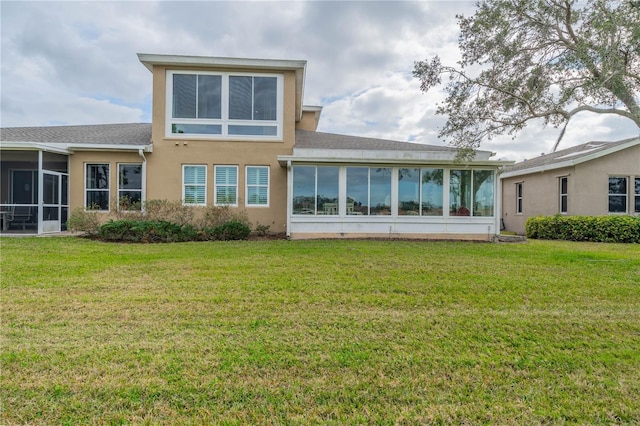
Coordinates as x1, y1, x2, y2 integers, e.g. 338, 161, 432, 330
414, 0, 640, 156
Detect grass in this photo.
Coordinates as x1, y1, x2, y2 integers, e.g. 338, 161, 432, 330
1, 237, 639, 425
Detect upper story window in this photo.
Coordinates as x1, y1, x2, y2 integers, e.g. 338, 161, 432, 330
167, 71, 283, 140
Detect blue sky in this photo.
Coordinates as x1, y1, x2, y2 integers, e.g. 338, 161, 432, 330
1, 1, 638, 161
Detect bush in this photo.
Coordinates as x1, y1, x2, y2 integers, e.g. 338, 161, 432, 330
200, 205, 250, 229
212, 220, 251, 241
526, 215, 640, 243
143, 200, 195, 226
67, 208, 101, 235
99, 220, 199, 243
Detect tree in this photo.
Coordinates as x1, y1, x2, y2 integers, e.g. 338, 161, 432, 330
413, 0, 640, 157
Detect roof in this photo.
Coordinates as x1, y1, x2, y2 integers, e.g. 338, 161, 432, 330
1, 123, 152, 146
295, 130, 458, 152
501, 137, 640, 178
283, 130, 510, 166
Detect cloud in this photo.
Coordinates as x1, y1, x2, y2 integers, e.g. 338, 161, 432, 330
1, 1, 636, 160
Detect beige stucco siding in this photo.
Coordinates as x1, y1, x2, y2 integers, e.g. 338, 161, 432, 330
502, 144, 640, 235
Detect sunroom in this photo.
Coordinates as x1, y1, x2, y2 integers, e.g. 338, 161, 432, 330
280, 131, 512, 240
0, 144, 70, 234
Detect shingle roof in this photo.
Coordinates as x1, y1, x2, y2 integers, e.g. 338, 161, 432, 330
0, 123, 152, 145
295, 130, 458, 152
503, 137, 639, 174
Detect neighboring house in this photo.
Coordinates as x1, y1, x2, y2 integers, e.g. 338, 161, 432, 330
1, 53, 512, 239
501, 137, 640, 235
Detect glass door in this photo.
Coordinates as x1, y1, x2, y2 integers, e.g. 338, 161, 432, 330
42, 172, 68, 233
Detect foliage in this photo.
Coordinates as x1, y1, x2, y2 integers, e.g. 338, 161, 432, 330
526, 214, 640, 242
200, 204, 251, 229
66, 207, 101, 235
414, 0, 640, 156
254, 223, 271, 236
2, 238, 639, 424
208, 220, 252, 241
142, 199, 195, 226
99, 220, 199, 243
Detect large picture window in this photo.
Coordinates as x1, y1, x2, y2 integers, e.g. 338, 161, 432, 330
346, 167, 391, 216
449, 170, 494, 217
214, 165, 238, 206
608, 176, 627, 213
85, 164, 109, 211
293, 166, 339, 215
397, 168, 444, 216
246, 166, 269, 206
183, 165, 207, 206
168, 71, 282, 139
118, 164, 143, 210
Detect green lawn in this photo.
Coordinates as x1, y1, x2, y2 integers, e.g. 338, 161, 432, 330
1, 237, 639, 425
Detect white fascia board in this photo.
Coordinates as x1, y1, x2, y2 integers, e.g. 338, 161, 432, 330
68, 143, 153, 153
500, 138, 640, 179
278, 150, 512, 167
0, 141, 72, 154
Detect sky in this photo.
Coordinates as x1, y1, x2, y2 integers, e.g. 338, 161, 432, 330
1, 1, 638, 162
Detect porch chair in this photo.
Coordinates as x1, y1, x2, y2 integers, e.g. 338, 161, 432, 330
8, 206, 33, 230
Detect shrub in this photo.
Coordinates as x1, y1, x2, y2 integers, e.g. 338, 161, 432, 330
67, 208, 101, 235
203, 220, 251, 241
200, 205, 250, 229
526, 215, 640, 243
99, 220, 199, 243
254, 223, 270, 236
143, 200, 195, 226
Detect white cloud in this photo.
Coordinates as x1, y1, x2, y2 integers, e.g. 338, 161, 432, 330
1, 1, 637, 161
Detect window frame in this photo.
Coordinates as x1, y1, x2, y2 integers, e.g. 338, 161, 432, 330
608, 176, 628, 214
245, 166, 270, 207
117, 163, 143, 211
85, 163, 110, 211
182, 165, 207, 206
166, 70, 283, 140
515, 182, 523, 214
635, 177, 640, 214
559, 176, 568, 214
214, 165, 239, 207
292, 165, 340, 216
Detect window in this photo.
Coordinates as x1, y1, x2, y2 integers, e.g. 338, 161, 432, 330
246, 166, 269, 206
183, 165, 206, 206
293, 166, 339, 215
167, 71, 282, 139
85, 164, 109, 211
449, 170, 472, 216
608, 176, 627, 213
559, 176, 568, 214
449, 170, 494, 217
346, 167, 391, 216
214, 166, 238, 206
118, 164, 143, 210
515, 182, 523, 214
397, 168, 444, 216
635, 178, 640, 214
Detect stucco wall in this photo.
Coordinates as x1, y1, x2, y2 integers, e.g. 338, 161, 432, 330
501, 144, 640, 235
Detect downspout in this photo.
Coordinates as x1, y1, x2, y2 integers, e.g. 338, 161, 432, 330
138, 149, 147, 212
286, 160, 292, 238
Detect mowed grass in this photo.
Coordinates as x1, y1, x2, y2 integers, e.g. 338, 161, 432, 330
1, 237, 639, 425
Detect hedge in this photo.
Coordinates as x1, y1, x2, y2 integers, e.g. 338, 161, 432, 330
98, 219, 251, 243
525, 215, 640, 243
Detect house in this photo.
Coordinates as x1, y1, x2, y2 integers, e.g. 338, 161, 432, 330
0, 53, 512, 239
500, 137, 640, 235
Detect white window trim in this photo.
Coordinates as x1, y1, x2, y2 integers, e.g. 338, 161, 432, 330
214, 165, 239, 207
182, 164, 207, 206
166, 70, 284, 141
515, 182, 523, 215
559, 176, 568, 214
85, 163, 110, 212
245, 165, 270, 208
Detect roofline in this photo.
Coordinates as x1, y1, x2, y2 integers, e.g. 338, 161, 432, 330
500, 137, 640, 179
278, 151, 513, 167
0, 141, 153, 153
137, 53, 307, 121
